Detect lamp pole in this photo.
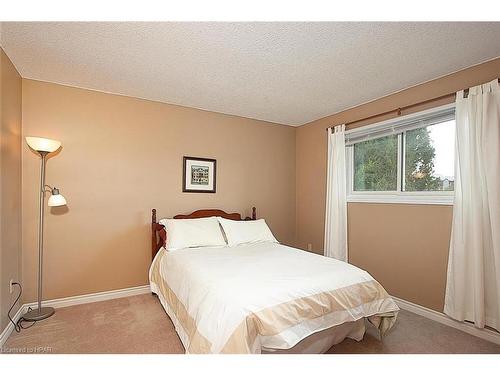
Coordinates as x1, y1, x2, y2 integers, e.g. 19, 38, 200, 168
23, 151, 55, 321
37, 152, 47, 313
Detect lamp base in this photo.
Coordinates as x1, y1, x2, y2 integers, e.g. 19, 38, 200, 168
22, 306, 55, 321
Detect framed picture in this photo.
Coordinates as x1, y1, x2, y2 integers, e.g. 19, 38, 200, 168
182, 156, 217, 193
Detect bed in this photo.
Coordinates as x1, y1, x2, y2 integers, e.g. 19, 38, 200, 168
149, 207, 399, 354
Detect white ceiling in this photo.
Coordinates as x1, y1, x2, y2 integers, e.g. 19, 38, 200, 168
2, 22, 500, 126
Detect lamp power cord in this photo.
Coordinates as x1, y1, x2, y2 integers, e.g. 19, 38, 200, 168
8, 282, 36, 332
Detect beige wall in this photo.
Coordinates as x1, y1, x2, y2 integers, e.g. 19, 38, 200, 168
21, 79, 296, 302
296, 58, 500, 311
0, 48, 23, 332
348, 203, 452, 311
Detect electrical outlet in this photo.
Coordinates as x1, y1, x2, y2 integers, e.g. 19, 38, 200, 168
307, 243, 312, 251
9, 279, 15, 294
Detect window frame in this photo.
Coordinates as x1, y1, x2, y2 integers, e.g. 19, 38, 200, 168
346, 103, 455, 205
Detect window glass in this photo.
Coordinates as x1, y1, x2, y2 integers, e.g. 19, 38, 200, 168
353, 134, 398, 191
404, 120, 455, 191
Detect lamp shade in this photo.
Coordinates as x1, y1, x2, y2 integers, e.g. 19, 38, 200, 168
48, 193, 67, 207
26, 137, 61, 153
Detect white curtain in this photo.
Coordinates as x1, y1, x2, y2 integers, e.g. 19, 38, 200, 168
444, 78, 500, 331
324, 125, 348, 261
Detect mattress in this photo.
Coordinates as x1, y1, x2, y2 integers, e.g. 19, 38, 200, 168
149, 242, 399, 354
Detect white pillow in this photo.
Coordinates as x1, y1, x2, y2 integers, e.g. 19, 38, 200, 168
217, 217, 278, 247
159, 217, 226, 251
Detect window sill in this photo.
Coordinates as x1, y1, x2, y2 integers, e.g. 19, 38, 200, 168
347, 194, 454, 205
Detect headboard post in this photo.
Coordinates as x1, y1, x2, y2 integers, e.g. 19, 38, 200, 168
252, 206, 256, 220
151, 208, 157, 259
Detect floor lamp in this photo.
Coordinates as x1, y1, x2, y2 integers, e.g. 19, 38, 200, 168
24, 136, 67, 321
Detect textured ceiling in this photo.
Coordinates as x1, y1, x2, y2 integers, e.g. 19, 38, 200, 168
2, 22, 500, 126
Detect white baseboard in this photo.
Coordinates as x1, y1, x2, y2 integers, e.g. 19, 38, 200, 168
24, 285, 150, 310
0, 303, 25, 348
392, 296, 500, 346
1, 284, 150, 348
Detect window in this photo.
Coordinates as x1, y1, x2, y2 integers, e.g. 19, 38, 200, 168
404, 120, 455, 192
353, 135, 398, 191
346, 104, 455, 204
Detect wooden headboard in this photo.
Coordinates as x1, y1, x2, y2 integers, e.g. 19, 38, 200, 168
151, 207, 257, 260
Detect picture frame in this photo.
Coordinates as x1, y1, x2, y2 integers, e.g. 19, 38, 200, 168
182, 156, 217, 193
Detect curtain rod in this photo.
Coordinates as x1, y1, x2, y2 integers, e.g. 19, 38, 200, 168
326, 78, 500, 131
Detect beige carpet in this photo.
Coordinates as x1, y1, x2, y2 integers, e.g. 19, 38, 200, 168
4, 294, 500, 354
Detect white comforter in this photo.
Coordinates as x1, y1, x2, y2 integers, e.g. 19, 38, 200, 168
149, 242, 398, 353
